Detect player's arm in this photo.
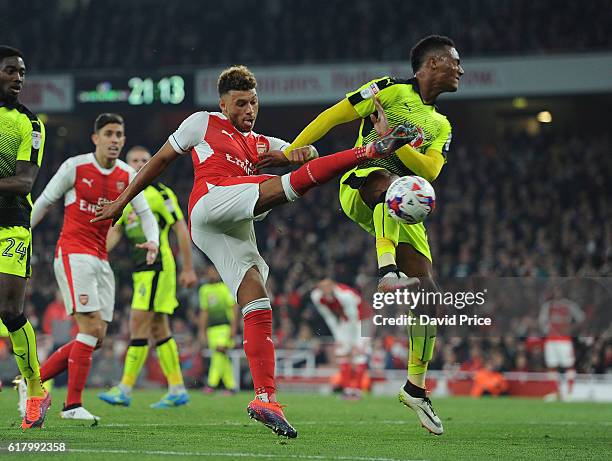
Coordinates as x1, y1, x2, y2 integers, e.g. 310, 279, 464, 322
0, 162, 39, 196
0, 115, 44, 196
395, 146, 445, 182
157, 185, 196, 288
568, 300, 585, 324
129, 191, 159, 264
333, 288, 360, 323
197, 288, 209, 346
310, 289, 340, 335
395, 119, 451, 182
106, 223, 123, 252
230, 303, 240, 338
173, 219, 197, 287
31, 157, 75, 227
285, 99, 360, 157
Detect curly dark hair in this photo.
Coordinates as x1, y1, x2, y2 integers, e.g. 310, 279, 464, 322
217, 65, 257, 96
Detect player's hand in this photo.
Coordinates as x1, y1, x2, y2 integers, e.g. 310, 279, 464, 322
92, 199, 125, 225
407, 125, 425, 148
136, 241, 159, 265
179, 268, 198, 288
370, 96, 390, 137
256, 149, 290, 168
287, 145, 318, 164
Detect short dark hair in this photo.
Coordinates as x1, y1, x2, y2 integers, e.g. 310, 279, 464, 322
94, 113, 124, 132
410, 35, 455, 73
0, 45, 24, 62
217, 65, 257, 96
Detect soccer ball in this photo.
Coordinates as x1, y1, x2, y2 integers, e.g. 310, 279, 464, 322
385, 176, 436, 224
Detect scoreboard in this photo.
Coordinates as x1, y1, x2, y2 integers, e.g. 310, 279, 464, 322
76, 74, 193, 107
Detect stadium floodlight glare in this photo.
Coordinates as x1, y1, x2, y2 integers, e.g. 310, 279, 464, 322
537, 111, 552, 123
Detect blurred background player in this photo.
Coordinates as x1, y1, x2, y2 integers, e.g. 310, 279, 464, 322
198, 265, 239, 394
99, 145, 197, 409
284, 35, 464, 435
93, 65, 415, 438
539, 285, 585, 401
26, 114, 159, 422
0, 45, 50, 430
310, 279, 371, 400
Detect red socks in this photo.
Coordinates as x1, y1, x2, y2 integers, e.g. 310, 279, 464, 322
40, 340, 75, 382
289, 147, 367, 196
65, 339, 95, 407
339, 361, 352, 390
243, 309, 276, 400
353, 363, 368, 390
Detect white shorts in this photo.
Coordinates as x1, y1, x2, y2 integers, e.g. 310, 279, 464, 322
53, 249, 115, 322
544, 339, 575, 369
190, 182, 270, 299
335, 321, 371, 357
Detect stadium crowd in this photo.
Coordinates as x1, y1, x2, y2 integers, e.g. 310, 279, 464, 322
3, 0, 612, 71
1, 127, 610, 387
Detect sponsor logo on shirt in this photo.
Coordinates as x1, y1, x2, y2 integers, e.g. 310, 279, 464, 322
225, 153, 256, 175
359, 82, 380, 99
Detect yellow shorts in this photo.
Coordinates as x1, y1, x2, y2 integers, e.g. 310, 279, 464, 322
131, 269, 178, 315
339, 167, 432, 262
0, 226, 32, 278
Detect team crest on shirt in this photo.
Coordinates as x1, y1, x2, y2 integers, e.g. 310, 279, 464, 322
116, 181, 126, 191
256, 141, 267, 154
79, 294, 89, 305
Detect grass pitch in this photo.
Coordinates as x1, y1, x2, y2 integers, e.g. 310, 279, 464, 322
1, 389, 611, 460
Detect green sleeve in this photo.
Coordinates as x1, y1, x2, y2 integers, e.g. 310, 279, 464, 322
165, 186, 184, 222
17, 115, 45, 166
345, 76, 394, 118
429, 118, 452, 158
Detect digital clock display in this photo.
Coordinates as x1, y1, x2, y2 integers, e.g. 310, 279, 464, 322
76, 74, 191, 106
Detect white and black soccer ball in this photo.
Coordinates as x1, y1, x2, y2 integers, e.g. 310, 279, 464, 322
385, 176, 436, 224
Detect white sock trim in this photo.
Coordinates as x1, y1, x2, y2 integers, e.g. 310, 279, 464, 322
242, 297, 272, 317
76, 333, 98, 348
281, 173, 300, 202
